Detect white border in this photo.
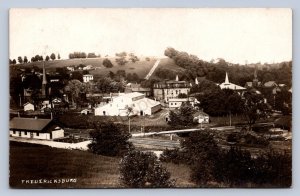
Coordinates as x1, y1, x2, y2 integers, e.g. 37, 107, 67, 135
1, 0, 298, 195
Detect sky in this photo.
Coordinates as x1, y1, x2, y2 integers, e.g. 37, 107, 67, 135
9, 8, 292, 64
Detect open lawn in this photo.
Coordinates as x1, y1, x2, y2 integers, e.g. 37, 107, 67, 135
9, 141, 121, 188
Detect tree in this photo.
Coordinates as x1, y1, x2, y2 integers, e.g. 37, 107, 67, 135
164, 47, 178, 59
23, 56, 28, 63
17, 56, 23, 64
119, 150, 175, 188
181, 130, 221, 185
50, 53, 56, 61
39, 55, 43, 61
88, 122, 132, 156
102, 58, 113, 68
129, 53, 139, 63
45, 55, 50, 61
58, 53, 61, 59
64, 79, 84, 105
9, 59, 13, 65
12, 59, 16, 64
115, 52, 128, 66
31, 57, 35, 62
168, 103, 195, 127
242, 91, 270, 128
87, 52, 97, 58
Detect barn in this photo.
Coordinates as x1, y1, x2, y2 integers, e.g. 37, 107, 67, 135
10, 117, 64, 140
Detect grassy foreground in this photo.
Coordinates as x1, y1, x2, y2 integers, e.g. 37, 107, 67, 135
9, 141, 194, 188
9, 141, 120, 188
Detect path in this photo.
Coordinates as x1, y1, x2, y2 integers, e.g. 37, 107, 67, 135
10, 137, 91, 150
144, 59, 160, 80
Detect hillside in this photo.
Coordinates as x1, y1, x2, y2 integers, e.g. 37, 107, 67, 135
149, 58, 186, 80
12, 57, 159, 79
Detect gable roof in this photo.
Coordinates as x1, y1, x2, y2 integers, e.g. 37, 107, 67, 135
23, 102, 34, 106
264, 81, 277, 87
10, 117, 52, 131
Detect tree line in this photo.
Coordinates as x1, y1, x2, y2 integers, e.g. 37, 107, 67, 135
10, 53, 60, 65
164, 47, 292, 87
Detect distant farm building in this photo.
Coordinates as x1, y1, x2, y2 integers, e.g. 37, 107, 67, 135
23, 102, 34, 111
83, 74, 94, 83
10, 117, 64, 140
95, 92, 161, 116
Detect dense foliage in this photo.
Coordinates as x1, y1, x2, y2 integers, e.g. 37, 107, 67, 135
160, 130, 291, 187
88, 122, 132, 156
119, 150, 175, 188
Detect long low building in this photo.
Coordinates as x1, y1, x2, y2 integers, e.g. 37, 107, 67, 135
10, 117, 64, 140
95, 92, 161, 116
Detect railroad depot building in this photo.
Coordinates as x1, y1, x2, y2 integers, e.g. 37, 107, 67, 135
9, 117, 64, 140
94, 92, 161, 116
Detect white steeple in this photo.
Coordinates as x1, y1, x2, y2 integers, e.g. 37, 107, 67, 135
225, 72, 229, 84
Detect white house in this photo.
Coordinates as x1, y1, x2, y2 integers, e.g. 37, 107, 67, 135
95, 92, 161, 116
168, 97, 199, 109
193, 111, 210, 124
66, 66, 75, 71
10, 117, 64, 140
24, 102, 34, 111
83, 65, 94, 70
83, 74, 94, 83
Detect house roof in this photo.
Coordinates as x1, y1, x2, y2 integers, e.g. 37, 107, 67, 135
264, 81, 277, 87
10, 117, 52, 131
23, 102, 34, 106
219, 83, 246, 90
193, 111, 209, 117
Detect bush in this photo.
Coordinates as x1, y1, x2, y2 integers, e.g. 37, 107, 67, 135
102, 58, 113, 68
119, 150, 175, 188
160, 148, 189, 164
88, 122, 133, 156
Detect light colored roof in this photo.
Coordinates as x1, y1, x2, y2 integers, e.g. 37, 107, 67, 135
83, 74, 93, 77
193, 111, 209, 117
10, 117, 52, 131
122, 92, 145, 99
23, 102, 33, 106
134, 97, 161, 108
219, 83, 246, 90
264, 81, 277, 87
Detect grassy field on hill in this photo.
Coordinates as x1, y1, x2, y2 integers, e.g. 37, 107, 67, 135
14, 57, 158, 79
9, 141, 194, 188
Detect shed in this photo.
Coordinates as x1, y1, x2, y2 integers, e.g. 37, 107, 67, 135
10, 117, 64, 140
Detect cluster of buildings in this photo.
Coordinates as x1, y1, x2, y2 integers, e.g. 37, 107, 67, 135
10, 62, 291, 141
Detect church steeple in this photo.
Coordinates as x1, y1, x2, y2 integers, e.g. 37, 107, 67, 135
225, 72, 229, 84
42, 62, 47, 96
253, 65, 259, 87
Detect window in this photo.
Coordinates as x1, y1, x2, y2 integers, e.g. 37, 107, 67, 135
171, 103, 173, 105
37, 133, 39, 136
25, 131, 27, 135
13, 131, 16, 134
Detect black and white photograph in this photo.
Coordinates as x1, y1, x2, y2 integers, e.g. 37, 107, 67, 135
9, 8, 292, 188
